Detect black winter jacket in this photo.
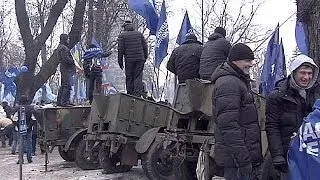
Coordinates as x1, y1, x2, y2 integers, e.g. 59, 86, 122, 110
167, 39, 203, 83
265, 77, 316, 159
57, 43, 76, 76
211, 62, 262, 168
117, 24, 148, 66
199, 33, 231, 79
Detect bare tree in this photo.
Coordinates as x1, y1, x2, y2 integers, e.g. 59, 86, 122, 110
194, 0, 270, 51
297, 0, 320, 66
14, 0, 86, 102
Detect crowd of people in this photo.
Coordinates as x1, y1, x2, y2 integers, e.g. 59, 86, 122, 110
1, 19, 316, 179
166, 26, 319, 179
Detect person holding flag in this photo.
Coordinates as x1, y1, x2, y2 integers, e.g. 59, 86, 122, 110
199, 27, 231, 80
117, 20, 148, 97
82, 44, 111, 104
265, 54, 319, 179
167, 34, 203, 83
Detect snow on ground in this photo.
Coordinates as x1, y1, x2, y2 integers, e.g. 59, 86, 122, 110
0, 146, 225, 180
0, 146, 147, 180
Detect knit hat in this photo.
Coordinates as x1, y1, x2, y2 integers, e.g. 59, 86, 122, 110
214, 27, 226, 37
185, 34, 197, 41
122, 20, 132, 27
228, 43, 255, 62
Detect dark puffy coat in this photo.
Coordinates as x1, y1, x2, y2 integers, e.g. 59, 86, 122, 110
265, 77, 316, 158
117, 24, 148, 65
211, 62, 262, 168
167, 39, 203, 83
57, 43, 75, 76
199, 33, 231, 79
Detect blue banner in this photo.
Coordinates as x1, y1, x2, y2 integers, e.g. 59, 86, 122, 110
260, 24, 279, 96
288, 99, 320, 180
274, 39, 287, 84
176, 11, 194, 45
128, 0, 159, 35
155, 0, 169, 68
295, 21, 309, 56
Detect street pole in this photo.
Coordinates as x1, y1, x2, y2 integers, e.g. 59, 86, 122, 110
201, 0, 204, 44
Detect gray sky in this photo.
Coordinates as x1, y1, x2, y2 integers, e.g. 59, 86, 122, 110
166, 0, 296, 56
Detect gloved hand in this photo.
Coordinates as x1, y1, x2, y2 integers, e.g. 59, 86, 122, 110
238, 163, 252, 176
273, 155, 288, 173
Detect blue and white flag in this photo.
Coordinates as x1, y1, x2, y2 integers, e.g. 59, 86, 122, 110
128, 0, 159, 35
260, 24, 279, 96
176, 11, 194, 45
155, 0, 169, 68
288, 99, 320, 180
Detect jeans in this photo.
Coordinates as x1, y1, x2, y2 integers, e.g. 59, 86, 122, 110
21, 131, 32, 161
57, 71, 73, 106
87, 74, 102, 103
224, 167, 250, 180
11, 130, 18, 153
32, 133, 37, 154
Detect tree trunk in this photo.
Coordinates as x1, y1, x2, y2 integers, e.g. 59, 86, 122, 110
87, 0, 94, 45
306, 1, 320, 66
15, 0, 86, 103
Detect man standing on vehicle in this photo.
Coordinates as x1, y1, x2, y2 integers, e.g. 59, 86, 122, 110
199, 27, 231, 80
57, 34, 76, 107
211, 43, 262, 180
117, 20, 148, 97
167, 34, 203, 83
265, 54, 319, 179
82, 44, 112, 104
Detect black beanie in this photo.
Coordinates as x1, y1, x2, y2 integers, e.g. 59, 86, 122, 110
228, 43, 255, 62
214, 27, 226, 37
185, 34, 197, 41
60, 34, 68, 42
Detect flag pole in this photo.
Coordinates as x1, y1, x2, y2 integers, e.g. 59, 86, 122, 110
201, 0, 204, 44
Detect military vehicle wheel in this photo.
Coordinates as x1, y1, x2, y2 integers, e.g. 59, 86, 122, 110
173, 159, 197, 180
141, 140, 176, 180
261, 151, 279, 180
75, 140, 100, 170
99, 145, 132, 173
58, 146, 75, 162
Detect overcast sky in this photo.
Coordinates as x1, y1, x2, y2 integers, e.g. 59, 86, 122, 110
165, 0, 296, 56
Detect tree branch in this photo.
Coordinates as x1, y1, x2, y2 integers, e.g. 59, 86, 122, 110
15, 0, 34, 48
35, 0, 67, 51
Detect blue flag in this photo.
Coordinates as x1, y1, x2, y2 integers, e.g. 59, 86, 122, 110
295, 21, 309, 55
274, 39, 287, 84
128, 0, 159, 35
260, 24, 279, 96
288, 99, 320, 180
176, 11, 193, 45
155, 0, 169, 68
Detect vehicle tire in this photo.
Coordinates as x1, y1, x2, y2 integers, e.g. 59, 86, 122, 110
141, 140, 177, 180
99, 145, 133, 174
261, 151, 280, 180
173, 158, 197, 180
58, 146, 75, 162
75, 140, 100, 170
